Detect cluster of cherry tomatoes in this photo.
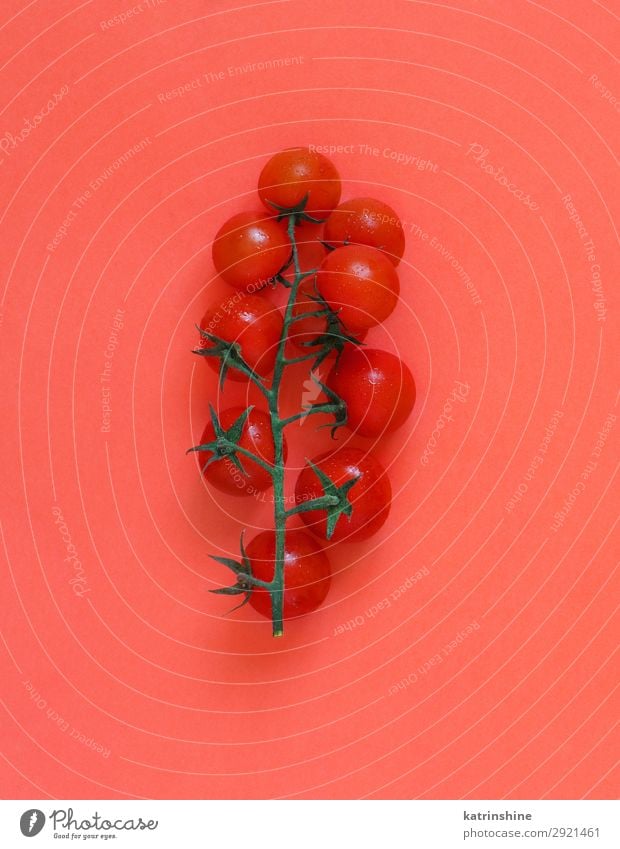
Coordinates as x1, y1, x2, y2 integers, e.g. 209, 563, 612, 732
193, 147, 415, 627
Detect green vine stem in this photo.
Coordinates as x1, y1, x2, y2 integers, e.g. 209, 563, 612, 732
266, 213, 309, 636
194, 201, 359, 636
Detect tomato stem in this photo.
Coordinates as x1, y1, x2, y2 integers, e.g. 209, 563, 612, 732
261, 214, 310, 635
282, 352, 321, 366
285, 495, 340, 516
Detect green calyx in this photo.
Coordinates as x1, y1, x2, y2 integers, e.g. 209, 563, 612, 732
300, 290, 364, 367
303, 460, 360, 539
187, 405, 254, 476
303, 375, 349, 438
194, 327, 263, 388
208, 534, 259, 612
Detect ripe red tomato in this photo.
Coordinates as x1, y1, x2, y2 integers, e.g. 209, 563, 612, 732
212, 211, 290, 292
295, 448, 392, 542
324, 197, 406, 265
196, 407, 285, 496
258, 147, 341, 216
290, 278, 367, 351
327, 347, 415, 437
246, 529, 331, 620
317, 245, 399, 334
199, 293, 282, 381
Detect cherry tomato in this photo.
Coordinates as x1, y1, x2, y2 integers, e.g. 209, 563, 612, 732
295, 448, 391, 542
246, 529, 331, 620
290, 278, 366, 351
317, 244, 399, 334
258, 147, 341, 216
212, 211, 290, 292
199, 293, 282, 381
327, 347, 415, 437
196, 407, 285, 496
324, 197, 405, 265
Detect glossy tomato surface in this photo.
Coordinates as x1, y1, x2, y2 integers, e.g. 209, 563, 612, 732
199, 293, 282, 381
212, 211, 290, 292
324, 197, 406, 265
258, 147, 341, 216
196, 407, 283, 496
317, 244, 400, 334
295, 448, 392, 542
246, 529, 331, 620
327, 347, 415, 437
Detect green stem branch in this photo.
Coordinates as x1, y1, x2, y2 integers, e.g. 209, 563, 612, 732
221, 443, 274, 474
285, 495, 339, 517
262, 214, 310, 636
282, 352, 320, 366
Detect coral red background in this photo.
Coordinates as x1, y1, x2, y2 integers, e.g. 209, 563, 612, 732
1, 0, 618, 800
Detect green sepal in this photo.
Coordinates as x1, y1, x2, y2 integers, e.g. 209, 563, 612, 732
306, 459, 360, 539
210, 586, 246, 596
306, 375, 349, 438
187, 405, 254, 476
208, 533, 253, 611
194, 326, 263, 388
318, 237, 349, 252
274, 272, 293, 289
209, 585, 253, 613
297, 290, 364, 367
209, 557, 246, 573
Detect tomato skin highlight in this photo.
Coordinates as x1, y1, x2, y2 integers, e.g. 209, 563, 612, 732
317, 244, 400, 334
324, 197, 406, 265
328, 347, 416, 437
295, 448, 392, 542
197, 407, 285, 496
212, 211, 290, 292
246, 530, 331, 620
199, 293, 283, 381
258, 147, 341, 216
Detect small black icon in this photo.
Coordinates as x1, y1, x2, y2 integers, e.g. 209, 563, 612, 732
20, 810, 45, 837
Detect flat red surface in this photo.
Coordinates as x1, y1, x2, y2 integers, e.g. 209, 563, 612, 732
0, 0, 618, 800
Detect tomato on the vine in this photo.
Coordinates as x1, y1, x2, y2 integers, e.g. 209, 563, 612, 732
295, 448, 392, 542
197, 407, 285, 496
327, 347, 415, 437
246, 529, 331, 620
258, 147, 341, 216
194, 148, 419, 636
212, 211, 290, 292
317, 244, 400, 334
199, 293, 282, 380
324, 197, 405, 265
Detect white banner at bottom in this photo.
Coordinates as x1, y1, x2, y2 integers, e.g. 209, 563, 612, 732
0, 799, 617, 849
